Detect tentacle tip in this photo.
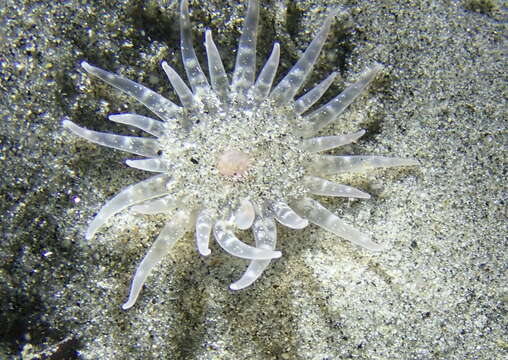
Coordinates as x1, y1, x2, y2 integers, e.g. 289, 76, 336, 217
229, 283, 241, 291
294, 220, 309, 229
81, 61, 93, 72
108, 114, 121, 121
200, 249, 211, 256
272, 250, 282, 259
370, 62, 384, 75
85, 225, 98, 240
121, 300, 135, 310
61, 119, 72, 128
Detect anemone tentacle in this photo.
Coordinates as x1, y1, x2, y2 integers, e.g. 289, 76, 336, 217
122, 210, 192, 310
81, 62, 181, 121
270, 8, 340, 105
195, 209, 215, 256
85, 174, 173, 240
161, 61, 195, 108
125, 158, 170, 173
253, 42, 280, 100
270, 201, 309, 229
233, 199, 256, 230
205, 30, 230, 100
108, 114, 166, 137
294, 72, 338, 115
301, 64, 383, 137
293, 198, 385, 251
130, 196, 180, 215
308, 155, 419, 176
232, 0, 259, 94
180, 0, 210, 93
231, 214, 277, 290
62, 120, 160, 157
304, 176, 371, 199
213, 219, 282, 260
301, 130, 366, 153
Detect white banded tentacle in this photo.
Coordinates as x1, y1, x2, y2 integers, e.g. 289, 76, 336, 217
301, 64, 383, 137
253, 42, 280, 100
213, 219, 281, 260
294, 72, 337, 114
293, 197, 384, 251
301, 130, 365, 153
62, 120, 159, 157
161, 61, 195, 108
232, 0, 259, 94
233, 199, 256, 230
81, 62, 181, 122
122, 210, 191, 310
125, 158, 170, 173
130, 195, 179, 215
304, 176, 370, 199
270, 9, 339, 105
195, 209, 215, 256
204, 29, 229, 101
308, 155, 419, 176
85, 174, 173, 240
108, 114, 165, 138
270, 201, 308, 229
180, 0, 210, 92
230, 215, 277, 290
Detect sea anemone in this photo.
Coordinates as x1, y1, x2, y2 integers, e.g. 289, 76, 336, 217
63, 0, 417, 309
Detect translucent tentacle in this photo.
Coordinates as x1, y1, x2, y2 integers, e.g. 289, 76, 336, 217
301, 64, 383, 137
232, 0, 259, 94
230, 216, 277, 290
301, 130, 365, 153
62, 120, 159, 157
304, 176, 370, 199
122, 210, 191, 310
195, 209, 215, 256
270, 201, 309, 229
204, 29, 229, 100
108, 114, 165, 138
85, 174, 172, 239
270, 9, 338, 105
130, 195, 179, 215
233, 199, 256, 230
293, 197, 384, 251
294, 72, 337, 114
161, 61, 194, 108
180, 0, 210, 92
308, 155, 419, 176
126, 158, 170, 173
253, 42, 280, 100
213, 220, 281, 260
81, 62, 180, 121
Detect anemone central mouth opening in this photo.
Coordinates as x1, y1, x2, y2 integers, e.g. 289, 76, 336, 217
217, 149, 251, 178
